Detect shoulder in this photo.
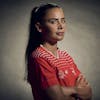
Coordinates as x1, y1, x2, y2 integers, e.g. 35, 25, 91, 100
30, 47, 51, 66
31, 46, 56, 64
58, 49, 74, 64
31, 46, 50, 58
58, 49, 72, 58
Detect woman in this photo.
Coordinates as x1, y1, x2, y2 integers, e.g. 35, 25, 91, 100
25, 3, 92, 100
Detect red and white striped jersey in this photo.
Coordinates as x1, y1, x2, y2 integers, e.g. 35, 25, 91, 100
28, 45, 81, 100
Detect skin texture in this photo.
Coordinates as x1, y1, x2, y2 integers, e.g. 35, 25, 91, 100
75, 74, 92, 100
35, 7, 66, 57
41, 8, 66, 43
35, 7, 92, 100
35, 8, 66, 50
61, 74, 92, 100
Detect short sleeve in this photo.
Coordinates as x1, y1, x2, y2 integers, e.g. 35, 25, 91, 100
31, 56, 59, 89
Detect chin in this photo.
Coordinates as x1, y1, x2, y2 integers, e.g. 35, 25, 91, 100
58, 36, 64, 40
57, 37, 64, 41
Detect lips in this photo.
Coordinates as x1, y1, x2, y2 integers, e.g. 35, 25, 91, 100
56, 32, 64, 36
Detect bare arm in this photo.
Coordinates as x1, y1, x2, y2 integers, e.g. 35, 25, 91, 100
44, 85, 76, 100
44, 75, 92, 100
61, 86, 77, 97
60, 74, 92, 100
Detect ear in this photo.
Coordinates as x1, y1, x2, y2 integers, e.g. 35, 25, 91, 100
35, 22, 42, 32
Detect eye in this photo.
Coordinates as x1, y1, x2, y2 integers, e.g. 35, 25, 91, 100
48, 19, 58, 24
61, 19, 66, 24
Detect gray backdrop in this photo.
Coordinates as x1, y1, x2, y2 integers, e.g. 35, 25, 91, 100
0, 0, 100, 100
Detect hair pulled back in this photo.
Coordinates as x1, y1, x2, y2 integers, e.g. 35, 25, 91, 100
25, 3, 60, 82
25, 3, 60, 61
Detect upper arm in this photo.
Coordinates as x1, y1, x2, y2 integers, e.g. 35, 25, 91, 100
29, 55, 77, 100
28, 56, 60, 88
34, 57, 60, 89
30, 57, 66, 100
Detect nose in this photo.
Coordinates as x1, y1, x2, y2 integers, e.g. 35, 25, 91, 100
57, 21, 63, 30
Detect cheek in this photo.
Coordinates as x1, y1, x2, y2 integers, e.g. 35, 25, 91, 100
43, 26, 56, 34
64, 24, 67, 31
48, 25, 58, 32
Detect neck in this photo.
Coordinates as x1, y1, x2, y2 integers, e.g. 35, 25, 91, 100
42, 42, 58, 56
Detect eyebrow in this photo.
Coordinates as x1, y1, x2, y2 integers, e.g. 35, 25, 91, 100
47, 18, 65, 21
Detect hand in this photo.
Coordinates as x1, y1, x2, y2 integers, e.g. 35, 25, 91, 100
75, 74, 92, 100
76, 74, 89, 88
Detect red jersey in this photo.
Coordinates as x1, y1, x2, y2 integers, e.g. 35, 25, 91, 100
28, 45, 81, 100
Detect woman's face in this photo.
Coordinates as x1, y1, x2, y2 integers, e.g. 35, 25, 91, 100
37, 7, 66, 44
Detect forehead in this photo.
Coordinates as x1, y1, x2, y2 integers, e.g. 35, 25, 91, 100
43, 8, 65, 19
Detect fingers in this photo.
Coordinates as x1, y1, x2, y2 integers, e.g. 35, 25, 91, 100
76, 74, 84, 83
76, 74, 89, 87
76, 74, 82, 83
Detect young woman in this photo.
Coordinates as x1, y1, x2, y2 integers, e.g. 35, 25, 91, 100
25, 3, 92, 100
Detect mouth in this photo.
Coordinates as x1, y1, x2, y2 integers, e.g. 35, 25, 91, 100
56, 32, 64, 36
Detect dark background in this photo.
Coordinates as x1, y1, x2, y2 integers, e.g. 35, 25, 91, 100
0, 0, 100, 100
